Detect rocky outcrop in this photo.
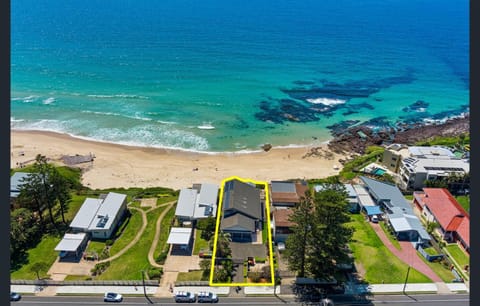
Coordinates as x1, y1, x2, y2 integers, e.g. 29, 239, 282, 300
328, 115, 469, 155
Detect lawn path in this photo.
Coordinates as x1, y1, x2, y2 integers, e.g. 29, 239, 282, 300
148, 201, 176, 268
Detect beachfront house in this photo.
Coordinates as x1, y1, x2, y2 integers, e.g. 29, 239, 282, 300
270, 181, 309, 208
220, 179, 263, 242
69, 192, 127, 239
382, 145, 470, 191
413, 188, 469, 254
360, 176, 430, 244
175, 183, 219, 223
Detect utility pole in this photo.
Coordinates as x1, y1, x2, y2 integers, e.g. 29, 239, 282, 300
402, 265, 411, 294
141, 270, 154, 304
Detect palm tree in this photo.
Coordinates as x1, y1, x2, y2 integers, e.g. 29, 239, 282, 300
210, 231, 232, 258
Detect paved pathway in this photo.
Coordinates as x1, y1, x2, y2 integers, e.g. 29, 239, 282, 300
369, 223, 446, 290
147, 201, 176, 268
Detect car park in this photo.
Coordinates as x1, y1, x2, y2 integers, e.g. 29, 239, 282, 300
174, 291, 196, 303
10, 292, 21, 301
197, 291, 219, 303
104, 292, 123, 302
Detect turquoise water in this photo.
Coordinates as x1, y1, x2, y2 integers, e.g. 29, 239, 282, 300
11, 0, 469, 152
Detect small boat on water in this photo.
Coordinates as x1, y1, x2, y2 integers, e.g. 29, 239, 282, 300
197, 122, 215, 130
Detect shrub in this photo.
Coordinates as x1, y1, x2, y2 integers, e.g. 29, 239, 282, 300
105, 239, 114, 246
156, 249, 169, 265
148, 267, 163, 280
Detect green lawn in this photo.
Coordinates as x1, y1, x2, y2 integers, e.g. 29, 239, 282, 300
176, 270, 206, 282
86, 240, 106, 256
417, 254, 454, 283
95, 206, 167, 280
445, 244, 469, 267
11, 234, 62, 279
404, 195, 413, 201
379, 221, 401, 250
64, 275, 92, 281
109, 209, 143, 256
154, 205, 176, 259
348, 214, 431, 284
193, 230, 209, 255
454, 195, 469, 213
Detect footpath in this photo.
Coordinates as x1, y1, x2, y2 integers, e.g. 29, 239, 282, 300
11, 282, 468, 297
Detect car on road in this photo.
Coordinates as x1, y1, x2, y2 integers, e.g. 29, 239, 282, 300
104, 292, 123, 302
10, 292, 21, 301
174, 291, 196, 303
197, 291, 219, 303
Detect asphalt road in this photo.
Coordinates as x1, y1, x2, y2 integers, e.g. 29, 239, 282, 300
10, 294, 469, 306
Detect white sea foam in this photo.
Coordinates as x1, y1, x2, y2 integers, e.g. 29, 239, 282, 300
87, 94, 149, 99
12, 95, 38, 103
306, 97, 346, 106
43, 97, 56, 105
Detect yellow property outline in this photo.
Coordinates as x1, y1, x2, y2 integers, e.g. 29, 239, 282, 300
209, 176, 275, 286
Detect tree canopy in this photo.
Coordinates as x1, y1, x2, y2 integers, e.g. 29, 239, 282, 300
285, 185, 353, 280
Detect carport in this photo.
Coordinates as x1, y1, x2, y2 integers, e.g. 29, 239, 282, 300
54, 233, 89, 259
364, 205, 382, 216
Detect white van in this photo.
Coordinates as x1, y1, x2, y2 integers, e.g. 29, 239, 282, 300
371, 215, 379, 223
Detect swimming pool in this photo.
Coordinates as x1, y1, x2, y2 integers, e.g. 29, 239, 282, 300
372, 168, 386, 176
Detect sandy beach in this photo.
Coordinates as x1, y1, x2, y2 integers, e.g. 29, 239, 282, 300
11, 130, 346, 190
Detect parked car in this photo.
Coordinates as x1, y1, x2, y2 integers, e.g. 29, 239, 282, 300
197, 291, 219, 303
104, 292, 123, 302
371, 215, 378, 223
10, 292, 21, 301
277, 242, 286, 252
174, 291, 196, 303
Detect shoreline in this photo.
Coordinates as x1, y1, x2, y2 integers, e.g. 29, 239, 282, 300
11, 130, 346, 190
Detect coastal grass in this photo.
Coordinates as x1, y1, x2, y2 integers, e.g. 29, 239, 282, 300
348, 214, 431, 284
414, 134, 469, 147
445, 244, 469, 267
176, 270, 206, 282
154, 205, 176, 259
193, 230, 209, 255
64, 275, 92, 281
340, 146, 384, 180
64, 193, 88, 223
454, 195, 469, 213
379, 221, 401, 250
11, 234, 62, 279
108, 209, 143, 256
95, 206, 167, 280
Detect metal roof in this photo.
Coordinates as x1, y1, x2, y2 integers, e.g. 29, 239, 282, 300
271, 181, 296, 193
364, 206, 382, 216
70, 198, 103, 229
344, 184, 357, 198
54, 233, 87, 252
176, 188, 197, 218
360, 176, 430, 241
221, 214, 255, 232
223, 179, 261, 220
88, 192, 126, 231
10, 172, 31, 198
167, 227, 193, 245
197, 183, 219, 207
360, 176, 410, 210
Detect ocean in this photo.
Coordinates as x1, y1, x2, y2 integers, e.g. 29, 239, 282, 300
11, 0, 469, 152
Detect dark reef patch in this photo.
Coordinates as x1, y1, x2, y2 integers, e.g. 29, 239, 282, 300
402, 100, 429, 112
255, 70, 416, 124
